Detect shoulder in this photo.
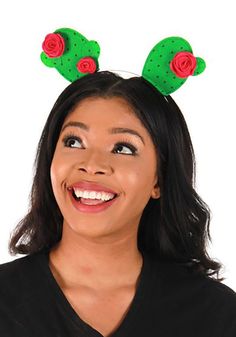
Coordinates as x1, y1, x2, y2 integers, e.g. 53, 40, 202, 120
147, 256, 236, 335
159, 258, 236, 303
148, 255, 236, 311
0, 253, 39, 279
0, 254, 31, 283
0, 251, 47, 305
180, 272, 236, 336
0, 253, 46, 333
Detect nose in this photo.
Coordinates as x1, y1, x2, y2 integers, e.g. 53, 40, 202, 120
76, 150, 114, 176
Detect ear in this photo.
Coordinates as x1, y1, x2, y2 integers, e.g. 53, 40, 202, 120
151, 182, 161, 199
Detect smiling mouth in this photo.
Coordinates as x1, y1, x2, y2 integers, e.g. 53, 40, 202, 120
71, 189, 118, 204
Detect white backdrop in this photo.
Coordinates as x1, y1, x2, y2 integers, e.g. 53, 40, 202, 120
0, 0, 235, 290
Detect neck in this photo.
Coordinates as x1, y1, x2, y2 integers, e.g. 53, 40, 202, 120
49, 222, 143, 290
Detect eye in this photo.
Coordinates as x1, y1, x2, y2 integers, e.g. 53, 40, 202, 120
62, 134, 138, 156
113, 142, 137, 156
63, 135, 82, 148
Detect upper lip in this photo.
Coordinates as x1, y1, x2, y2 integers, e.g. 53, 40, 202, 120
68, 181, 119, 195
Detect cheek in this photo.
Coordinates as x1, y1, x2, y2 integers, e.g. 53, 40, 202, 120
50, 153, 69, 195
50, 160, 58, 190
50, 159, 61, 202
119, 159, 156, 192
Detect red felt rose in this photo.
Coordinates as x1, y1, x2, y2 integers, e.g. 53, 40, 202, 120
77, 57, 97, 74
170, 51, 197, 78
42, 33, 65, 58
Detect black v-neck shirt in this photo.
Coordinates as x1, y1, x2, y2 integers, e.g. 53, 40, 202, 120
0, 249, 236, 337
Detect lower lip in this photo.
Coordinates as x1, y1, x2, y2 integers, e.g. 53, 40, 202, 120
68, 191, 119, 213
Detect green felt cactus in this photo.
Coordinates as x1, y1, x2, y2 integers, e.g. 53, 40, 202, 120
41, 28, 100, 82
142, 37, 206, 95
41, 29, 206, 96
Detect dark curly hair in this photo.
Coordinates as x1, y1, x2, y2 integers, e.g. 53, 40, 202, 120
8, 71, 224, 281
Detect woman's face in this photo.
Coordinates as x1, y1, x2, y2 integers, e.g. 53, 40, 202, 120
50, 96, 160, 239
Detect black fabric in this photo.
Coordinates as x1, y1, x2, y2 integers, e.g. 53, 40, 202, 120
0, 249, 236, 337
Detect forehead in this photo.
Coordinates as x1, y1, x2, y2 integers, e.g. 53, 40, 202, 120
60, 96, 157, 158
64, 96, 143, 128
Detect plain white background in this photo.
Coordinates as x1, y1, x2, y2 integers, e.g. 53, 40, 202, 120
0, 0, 235, 290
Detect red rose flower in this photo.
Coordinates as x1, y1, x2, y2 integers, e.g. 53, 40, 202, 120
170, 51, 197, 78
42, 33, 65, 58
77, 57, 97, 74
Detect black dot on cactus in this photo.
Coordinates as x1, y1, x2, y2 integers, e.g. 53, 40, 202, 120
75, 54, 78, 57
73, 32, 76, 35
74, 44, 77, 47
162, 44, 165, 47
171, 86, 174, 89
156, 75, 159, 78
67, 48, 69, 51
88, 49, 91, 52
163, 80, 167, 83
82, 38, 85, 41
180, 46, 183, 49
157, 64, 160, 67
166, 71, 169, 74
53, 62, 57, 65
173, 76, 176, 79
68, 58, 71, 62
159, 55, 163, 58
148, 69, 151, 72
150, 59, 153, 62
172, 40, 175, 43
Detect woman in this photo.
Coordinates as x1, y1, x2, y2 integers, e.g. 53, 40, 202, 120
0, 70, 235, 337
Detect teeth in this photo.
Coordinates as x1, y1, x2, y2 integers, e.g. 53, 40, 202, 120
73, 189, 115, 201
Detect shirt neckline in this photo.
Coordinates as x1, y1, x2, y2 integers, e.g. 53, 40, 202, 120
38, 248, 154, 337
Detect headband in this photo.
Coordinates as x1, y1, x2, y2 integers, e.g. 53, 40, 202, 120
41, 27, 206, 96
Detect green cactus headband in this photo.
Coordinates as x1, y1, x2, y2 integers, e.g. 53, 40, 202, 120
41, 27, 206, 95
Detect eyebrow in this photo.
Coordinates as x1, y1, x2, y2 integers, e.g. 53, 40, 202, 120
61, 121, 145, 145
